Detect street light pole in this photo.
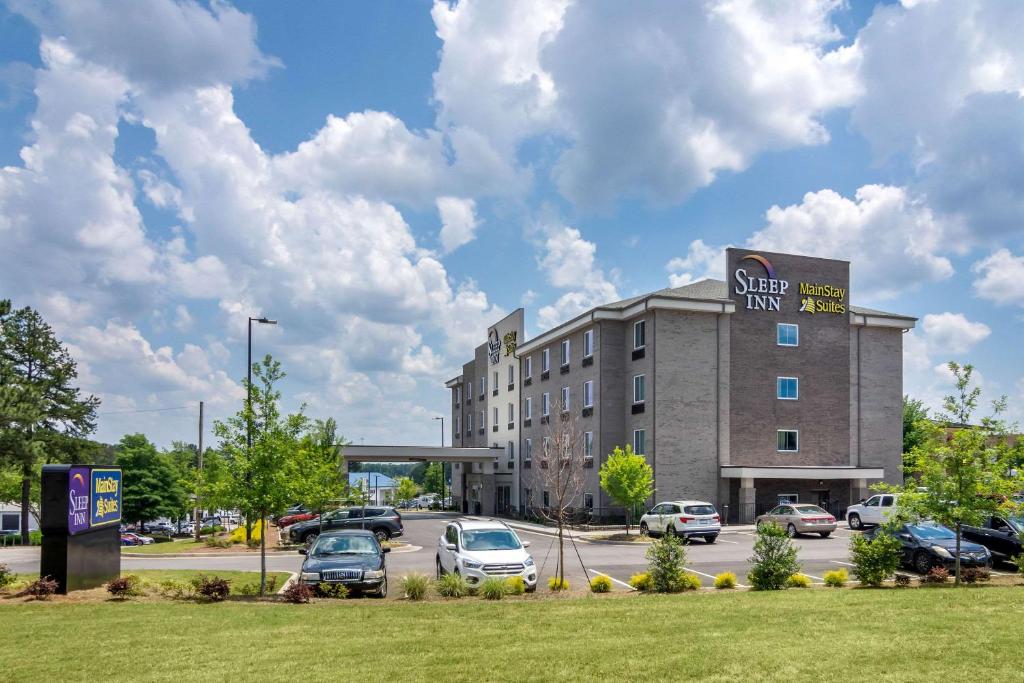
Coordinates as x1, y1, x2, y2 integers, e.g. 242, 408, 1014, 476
246, 316, 276, 592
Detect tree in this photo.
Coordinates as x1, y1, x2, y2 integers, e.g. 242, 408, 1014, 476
116, 434, 187, 528
423, 462, 444, 497
747, 522, 800, 590
895, 363, 1023, 585
535, 399, 588, 590
215, 355, 306, 595
0, 300, 99, 542
902, 396, 930, 474
395, 476, 419, 504
599, 445, 653, 535
291, 418, 346, 533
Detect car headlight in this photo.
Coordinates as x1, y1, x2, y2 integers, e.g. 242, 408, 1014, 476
363, 569, 384, 579
301, 572, 320, 581
931, 545, 952, 558
524, 557, 535, 567
462, 559, 483, 569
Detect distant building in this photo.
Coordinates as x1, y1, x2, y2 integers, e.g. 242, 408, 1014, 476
1, 503, 39, 535
348, 472, 397, 505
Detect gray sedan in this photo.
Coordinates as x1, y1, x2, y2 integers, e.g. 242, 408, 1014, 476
756, 504, 837, 538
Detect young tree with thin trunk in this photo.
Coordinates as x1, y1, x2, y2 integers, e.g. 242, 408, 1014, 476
599, 444, 653, 536
536, 399, 587, 590
291, 418, 345, 534
896, 363, 1023, 586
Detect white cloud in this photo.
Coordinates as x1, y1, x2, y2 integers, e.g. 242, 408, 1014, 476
436, 196, 479, 253
535, 221, 618, 329
918, 313, 991, 355
173, 304, 193, 333
903, 312, 992, 416
667, 239, 727, 287
972, 249, 1024, 307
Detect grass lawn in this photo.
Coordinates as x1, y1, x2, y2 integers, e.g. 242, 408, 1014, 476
126, 569, 293, 594
121, 539, 211, 554
3, 587, 1024, 681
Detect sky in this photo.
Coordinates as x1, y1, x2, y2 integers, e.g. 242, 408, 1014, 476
1, 0, 1023, 449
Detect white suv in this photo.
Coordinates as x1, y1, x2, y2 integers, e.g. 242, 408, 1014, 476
436, 519, 537, 591
639, 500, 721, 543
845, 494, 898, 530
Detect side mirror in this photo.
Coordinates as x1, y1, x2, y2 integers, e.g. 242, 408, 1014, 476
298, 548, 307, 555
445, 543, 457, 551
522, 541, 531, 548
382, 547, 391, 554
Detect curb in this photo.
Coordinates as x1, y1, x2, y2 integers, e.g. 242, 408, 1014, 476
278, 572, 298, 595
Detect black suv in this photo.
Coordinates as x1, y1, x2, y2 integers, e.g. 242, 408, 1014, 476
962, 515, 1023, 563
289, 507, 403, 545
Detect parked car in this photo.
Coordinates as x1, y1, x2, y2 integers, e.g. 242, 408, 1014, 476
121, 533, 153, 545
289, 506, 403, 546
436, 519, 537, 591
277, 511, 318, 528
201, 517, 223, 529
147, 522, 176, 536
962, 515, 1023, 563
639, 501, 721, 543
756, 504, 837, 538
845, 493, 899, 530
179, 522, 196, 536
867, 522, 991, 574
299, 530, 389, 597
120, 534, 140, 546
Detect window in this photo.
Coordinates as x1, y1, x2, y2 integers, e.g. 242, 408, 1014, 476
508, 364, 514, 385
456, 386, 462, 403
525, 438, 532, 461
543, 491, 550, 508
479, 376, 486, 396
467, 413, 473, 430
480, 410, 486, 428
777, 377, 799, 400
560, 386, 570, 411
525, 397, 533, 419
543, 436, 551, 455
541, 392, 550, 416
881, 495, 895, 507
560, 339, 570, 366
493, 406, 498, 426
583, 329, 593, 357
525, 356, 533, 378
584, 493, 594, 509
455, 415, 460, 433
864, 496, 880, 507
633, 374, 646, 403
633, 429, 646, 455
493, 370, 498, 390
634, 320, 646, 349
777, 323, 799, 347
777, 429, 799, 452
508, 402, 514, 423
584, 431, 593, 458
542, 348, 550, 372
507, 440, 515, 459
583, 380, 593, 407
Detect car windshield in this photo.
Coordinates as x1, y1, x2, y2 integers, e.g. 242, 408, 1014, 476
311, 536, 379, 556
683, 505, 716, 515
908, 524, 956, 540
461, 529, 521, 551
794, 505, 828, 515
1007, 517, 1024, 532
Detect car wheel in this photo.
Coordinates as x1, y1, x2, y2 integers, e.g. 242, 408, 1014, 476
525, 584, 536, 593
302, 532, 318, 546
371, 574, 387, 599
913, 551, 933, 575
786, 524, 798, 538
705, 535, 717, 544
666, 525, 677, 538
436, 556, 445, 579
374, 528, 391, 542
639, 522, 649, 536
819, 532, 831, 538
848, 514, 862, 530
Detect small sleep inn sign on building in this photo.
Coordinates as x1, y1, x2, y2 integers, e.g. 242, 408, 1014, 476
41, 464, 122, 592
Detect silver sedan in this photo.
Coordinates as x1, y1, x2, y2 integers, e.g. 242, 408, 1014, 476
756, 504, 837, 538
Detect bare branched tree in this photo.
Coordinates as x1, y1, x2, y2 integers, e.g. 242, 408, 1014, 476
535, 398, 587, 588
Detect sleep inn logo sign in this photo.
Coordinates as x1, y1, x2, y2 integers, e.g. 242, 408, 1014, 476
733, 255, 789, 311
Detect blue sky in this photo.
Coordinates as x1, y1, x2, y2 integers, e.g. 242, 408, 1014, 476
1, 0, 1022, 448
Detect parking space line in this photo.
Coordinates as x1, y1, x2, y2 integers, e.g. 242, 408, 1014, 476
712, 538, 738, 544
830, 561, 856, 567
989, 570, 1008, 576
798, 572, 825, 581
686, 567, 749, 588
587, 569, 636, 590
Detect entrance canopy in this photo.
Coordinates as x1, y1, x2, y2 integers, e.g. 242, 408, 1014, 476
343, 445, 501, 464
720, 465, 884, 480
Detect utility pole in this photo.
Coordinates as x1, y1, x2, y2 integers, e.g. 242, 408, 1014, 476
194, 401, 204, 542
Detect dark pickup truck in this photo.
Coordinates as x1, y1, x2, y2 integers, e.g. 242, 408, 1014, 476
288, 506, 403, 545
962, 515, 1023, 562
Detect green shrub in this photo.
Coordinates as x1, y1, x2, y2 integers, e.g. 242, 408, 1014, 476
823, 569, 848, 588
629, 572, 653, 592
548, 576, 570, 592
152, 536, 173, 544
204, 535, 232, 549
0, 563, 14, 590
401, 573, 431, 600
315, 583, 348, 599
747, 522, 800, 590
714, 572, 737, 589
106, 575, 143, 598
505, 575, 526, 595
480, 577, 508, 600
921, 566, 949, 585
680, 573, 702, 591
281, 582, 313, 603
158, 579, 194, 599
1014, 553, 1024, 578
646, 532, 687, 593
786, 573, 812, 588
850, 533, 903, 587
436, 573, 470, 598
191, 574, 231, 601
590, 575, 612, 593
27, 576, 59, 600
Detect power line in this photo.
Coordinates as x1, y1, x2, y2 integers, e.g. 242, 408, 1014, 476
97, 405, 191, 416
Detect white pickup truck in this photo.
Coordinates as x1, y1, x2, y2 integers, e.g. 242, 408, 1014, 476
845, 494, 899, 529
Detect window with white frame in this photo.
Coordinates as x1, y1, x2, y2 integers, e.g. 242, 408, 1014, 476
633, 374, 646, 403
455, 415, 460, 433
777, 323, 799, 347
777, 377, 799, 400
560, 339, 570, 366
560, 386, 570, 411
541, 392, 550, 416
583, 329, 593, 357
479, 376, 485, 396
584, 431, 593, 458
525, 438, 532, 460
525, 356, 533, 378
633, 429, 646, 455
634, 320, 646, 349
507, 440, 515, 458
456, 386, 462, 403
493, 406, 498, 426
508, 402, 514, 423
525, 397, 532, 419
543, 436, 551, 455
777, 429, 799, 452
480, 410, 485, 428
508, 364, 514, 385
542, 348, 550, 372
467, 413, 473, 430
583, 380, 593, 407
493, 370, 498, 390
